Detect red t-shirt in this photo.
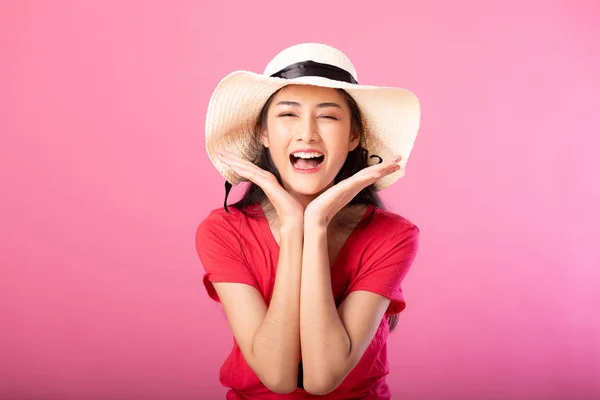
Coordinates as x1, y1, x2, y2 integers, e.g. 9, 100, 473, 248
195, 203, 419, 399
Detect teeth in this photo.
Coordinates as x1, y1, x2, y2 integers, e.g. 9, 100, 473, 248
292, 152, 322, 159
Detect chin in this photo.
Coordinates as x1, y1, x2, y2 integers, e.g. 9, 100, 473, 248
285, 179, 328, 197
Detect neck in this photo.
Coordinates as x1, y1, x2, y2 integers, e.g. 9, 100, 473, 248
260, 182, 365, 233
284, 181, 335, 209
260, 199, 367, 237
293, 193, 319, 209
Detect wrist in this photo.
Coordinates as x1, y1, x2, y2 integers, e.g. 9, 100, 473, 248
303, 218, 329, 235
280, 217, 304, 234
304, 212, 329, 231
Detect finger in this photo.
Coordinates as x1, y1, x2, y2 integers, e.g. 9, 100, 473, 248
218, 153, 272, 179
219, 154, 280, 193
340, 160, 400, 194
225, 164, 289, 210
220, 150, 259, 167
365, 164, 400, 183
363, 156, 401, 178
373, 155, 401, 172
218, 151, 257, 170
229, 165, 274, 191
223, 160, 261, 182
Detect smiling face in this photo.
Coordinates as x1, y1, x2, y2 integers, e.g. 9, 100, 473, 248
260, 84, 360, 201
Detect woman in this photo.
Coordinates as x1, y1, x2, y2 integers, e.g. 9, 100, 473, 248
196, 43, 421, 399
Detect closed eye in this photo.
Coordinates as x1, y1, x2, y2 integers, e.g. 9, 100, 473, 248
278, 113, 338, 120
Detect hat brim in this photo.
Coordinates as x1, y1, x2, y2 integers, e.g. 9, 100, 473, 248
205, 70, 420, 191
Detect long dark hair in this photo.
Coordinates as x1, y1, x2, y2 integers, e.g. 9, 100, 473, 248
224, 87, 400, 332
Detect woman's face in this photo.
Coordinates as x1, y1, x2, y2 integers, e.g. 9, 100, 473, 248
260, 84, 360, 199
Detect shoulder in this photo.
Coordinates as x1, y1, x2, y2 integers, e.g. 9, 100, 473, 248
199, 206, 242, 227
369, 206, 420, 242
195, 204, 265, 242
195, 206, 248, 244
197, 206, 236, 231
349, 207, 420, 267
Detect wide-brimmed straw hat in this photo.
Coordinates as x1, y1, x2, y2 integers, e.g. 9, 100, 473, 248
204, 42, 420, 191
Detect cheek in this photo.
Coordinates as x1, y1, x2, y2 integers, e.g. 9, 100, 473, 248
266, 120, 293, 143
267, 134, 289, 155
324, 127, 353, 158
264, 121, 287, 145
264, 128, 292, 166
327, 152, 348, 171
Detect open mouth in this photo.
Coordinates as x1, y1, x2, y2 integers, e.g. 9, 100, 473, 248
289, 151, 325, 171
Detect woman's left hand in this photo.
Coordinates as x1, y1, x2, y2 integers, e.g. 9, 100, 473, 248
304, 155, 402, 228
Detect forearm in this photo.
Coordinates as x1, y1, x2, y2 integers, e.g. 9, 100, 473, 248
300, 224, 351, 391
251, 221, 303, 390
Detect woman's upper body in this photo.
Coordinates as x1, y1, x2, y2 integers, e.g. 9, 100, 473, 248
197, 43, 422, 399
196, 202, 419, 399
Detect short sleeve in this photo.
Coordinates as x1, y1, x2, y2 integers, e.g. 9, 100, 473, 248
347, 224, 419, 315
195, 210, 260, 302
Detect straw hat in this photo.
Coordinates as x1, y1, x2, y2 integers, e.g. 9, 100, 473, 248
204, 42, 421, 191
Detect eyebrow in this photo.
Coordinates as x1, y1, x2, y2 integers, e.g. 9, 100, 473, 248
275, 101, 342, 109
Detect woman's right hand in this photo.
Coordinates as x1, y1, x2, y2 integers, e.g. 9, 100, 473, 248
217, 150, 305, 227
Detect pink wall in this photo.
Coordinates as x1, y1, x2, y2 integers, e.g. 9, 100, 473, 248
1, 1, 599, 399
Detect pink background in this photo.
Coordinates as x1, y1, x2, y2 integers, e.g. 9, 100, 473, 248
1, 1, 599, 399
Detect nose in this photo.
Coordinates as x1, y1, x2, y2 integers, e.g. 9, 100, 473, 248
296, 115, 319, 143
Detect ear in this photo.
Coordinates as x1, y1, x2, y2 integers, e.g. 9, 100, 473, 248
260, 126, 269, 148
348, 129, 360, 152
